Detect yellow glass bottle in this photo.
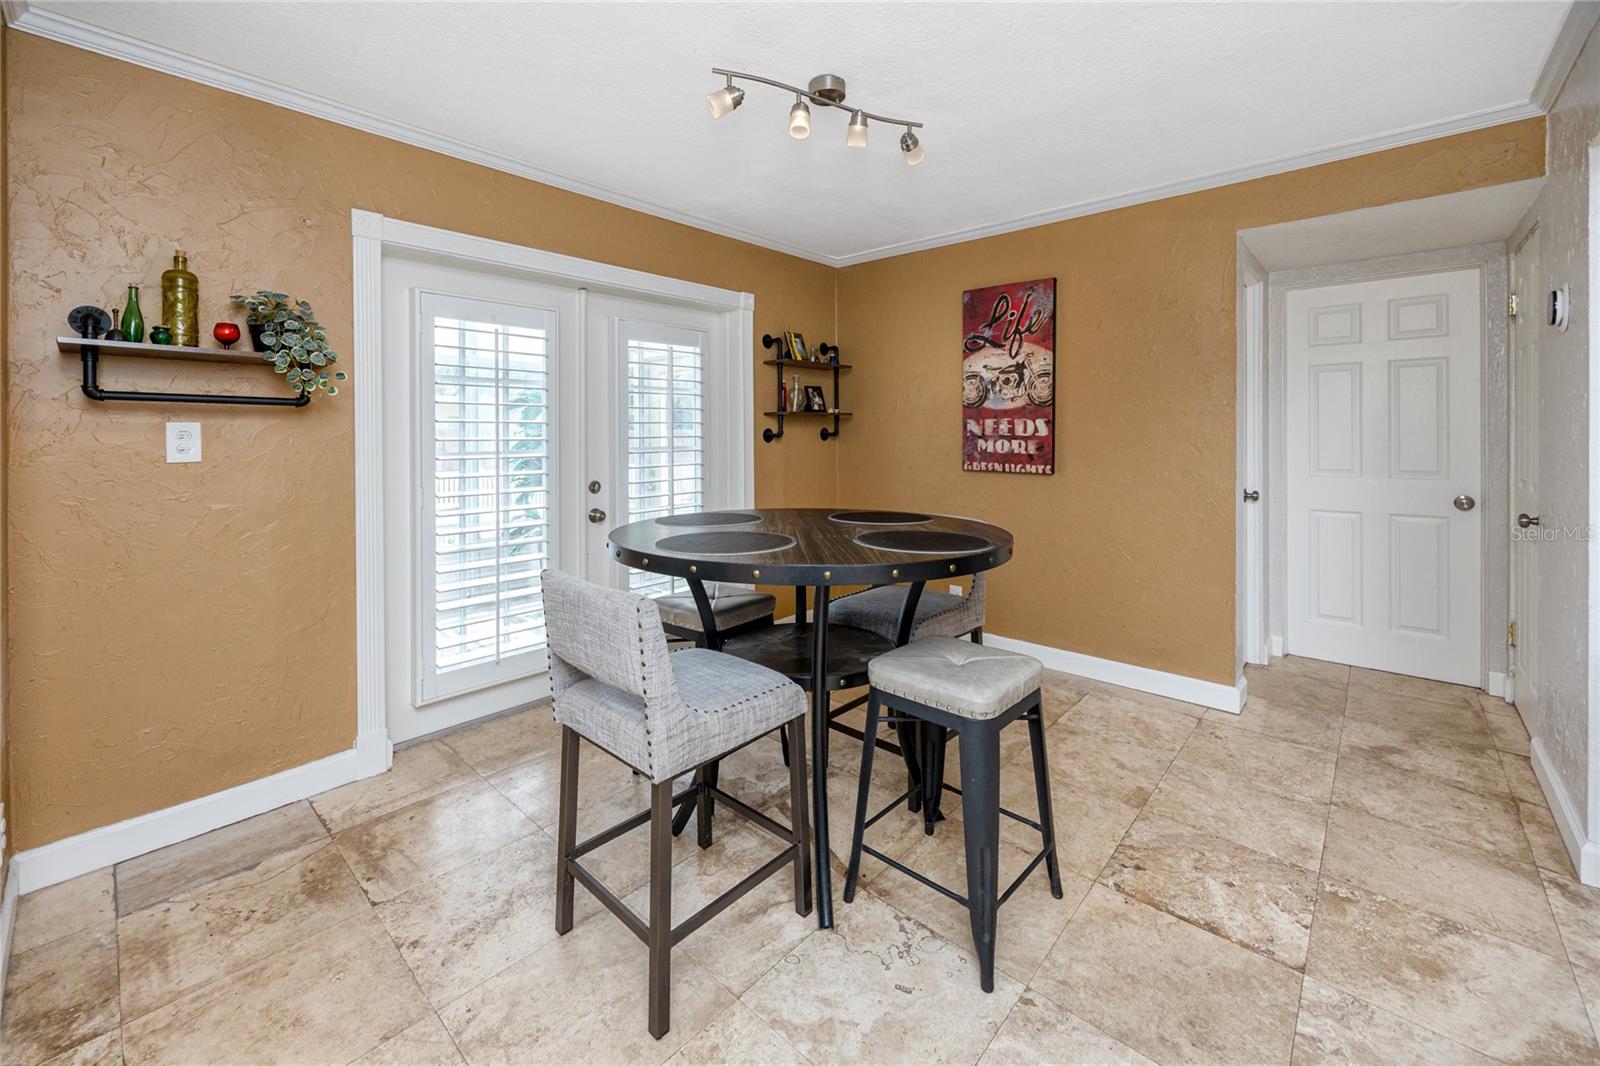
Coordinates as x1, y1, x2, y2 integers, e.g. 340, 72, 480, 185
161, 250, 199, 347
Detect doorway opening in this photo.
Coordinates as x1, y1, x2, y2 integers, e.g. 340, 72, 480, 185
1236, 178, 1542, 693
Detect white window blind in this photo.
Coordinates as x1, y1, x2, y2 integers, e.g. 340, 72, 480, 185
422, 294, 553, 696
625, 323, 705, 598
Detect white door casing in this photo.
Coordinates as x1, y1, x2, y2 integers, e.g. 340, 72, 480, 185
1286, 268, 1484, 684
1511, 229, 1540, 729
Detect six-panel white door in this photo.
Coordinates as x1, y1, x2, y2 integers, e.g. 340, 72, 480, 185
1286, 268, 1483, 684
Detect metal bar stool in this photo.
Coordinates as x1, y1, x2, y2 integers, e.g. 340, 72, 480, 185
542, 569, 811, 1039
842, 636, 1062, 992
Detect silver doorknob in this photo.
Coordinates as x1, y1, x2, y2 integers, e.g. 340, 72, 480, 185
1454, 495, 1476, 512
1243, 489, 1260, 502
1518, 513, 1541, 529
588, 508, 607, 524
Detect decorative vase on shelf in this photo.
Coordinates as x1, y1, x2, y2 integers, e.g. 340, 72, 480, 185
790, 373, 801, 412
122, 285, 145, 342
161, 250, 199, 346
778, 381, 787, 412
104, 308, 126, 342
149, 324, 174, 345
213, 322, 241, 349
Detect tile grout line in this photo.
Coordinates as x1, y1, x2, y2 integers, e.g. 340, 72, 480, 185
1292, 671, 1351, 1062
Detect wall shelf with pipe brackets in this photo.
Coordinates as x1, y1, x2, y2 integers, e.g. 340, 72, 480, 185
57, 336, 311, 407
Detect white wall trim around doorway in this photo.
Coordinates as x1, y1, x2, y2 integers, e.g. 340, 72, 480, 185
350, 209, 756, 779
986, 633, 1246, 713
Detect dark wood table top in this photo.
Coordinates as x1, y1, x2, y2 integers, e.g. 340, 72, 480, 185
606, 507, 1014, 586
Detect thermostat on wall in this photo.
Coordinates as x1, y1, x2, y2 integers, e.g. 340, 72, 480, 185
1550, 284, 1571, 333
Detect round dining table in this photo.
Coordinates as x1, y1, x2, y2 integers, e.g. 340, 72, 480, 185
608, 507, 1015, 928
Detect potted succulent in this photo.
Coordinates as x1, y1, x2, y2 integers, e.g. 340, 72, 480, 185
230, 290, 347, 397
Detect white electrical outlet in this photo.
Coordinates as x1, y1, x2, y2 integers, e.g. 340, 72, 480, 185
949, 584, 962, 596
166, 421, 202, 463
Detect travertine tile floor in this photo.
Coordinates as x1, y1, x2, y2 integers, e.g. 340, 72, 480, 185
6, 657, 1600, 1064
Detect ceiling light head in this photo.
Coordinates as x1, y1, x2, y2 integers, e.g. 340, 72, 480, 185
789, 95, 811, 140
706, 79, 744, 119
900, 129, 924, 166
847, 110, 868, 148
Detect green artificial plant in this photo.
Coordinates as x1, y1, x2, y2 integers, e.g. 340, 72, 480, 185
230, 290, 347, 397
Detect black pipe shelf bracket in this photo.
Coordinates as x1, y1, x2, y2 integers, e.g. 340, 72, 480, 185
58, 336, 311, 407
761, 334, 848, 443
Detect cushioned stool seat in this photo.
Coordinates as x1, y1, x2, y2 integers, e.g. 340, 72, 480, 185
656, 590, 776, 635
868, 637, 1042, 719
845, 635, 1059, 994
557, 647, 803, 782
828, 574, 985, 643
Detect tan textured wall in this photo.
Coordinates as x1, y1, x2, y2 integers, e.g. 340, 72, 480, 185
5, 35, 837, 850
836, 119, 1545, 685
0, 19, 9, 880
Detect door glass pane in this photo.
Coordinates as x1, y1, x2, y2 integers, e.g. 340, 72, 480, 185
626, 330, 704, 597
431, 311, 550, 674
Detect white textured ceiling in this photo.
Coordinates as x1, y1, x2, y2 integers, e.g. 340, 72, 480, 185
13, 1, 1582, 264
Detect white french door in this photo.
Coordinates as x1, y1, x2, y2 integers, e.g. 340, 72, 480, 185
1286, 268, 1484, 685
380, 255, 744, 742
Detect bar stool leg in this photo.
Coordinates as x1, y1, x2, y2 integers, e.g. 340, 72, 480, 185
897, 718, 923, 814
696, 760, 719, 849
648, 779, 674, 1040
787, 717, 813, 915
957, 724, 1001, 993
921, 724, 946, 835
555, 726, 580, 935
843, 690, 882, 903
1026, 697, 1064, 898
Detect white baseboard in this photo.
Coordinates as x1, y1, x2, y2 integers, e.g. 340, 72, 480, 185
986, 633, 1247, 713
1530, 736, 1600, 886
1268, 635, 1285, 658
1486, 671, 1510, 700
10, 747, 361, 896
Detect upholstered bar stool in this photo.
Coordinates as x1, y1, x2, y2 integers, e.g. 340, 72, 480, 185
656, 586, 777, 646
828, 573, 987, 643
843, 636, 1061, 993
541, 569, 811, 1040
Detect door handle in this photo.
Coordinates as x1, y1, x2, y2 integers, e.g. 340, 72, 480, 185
1453, 495, 1476, 512
588, 508, 607, 524
1517, 513, 1541, 529
1242, 489, 1260, 502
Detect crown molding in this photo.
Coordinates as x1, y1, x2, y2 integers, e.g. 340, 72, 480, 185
3, 0, 1584, 268
1531, 0, 1600, 111
0, 1, 834, 266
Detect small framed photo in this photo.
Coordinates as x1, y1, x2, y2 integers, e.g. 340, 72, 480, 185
803, 385, 828, 412
785, 331, 810, 362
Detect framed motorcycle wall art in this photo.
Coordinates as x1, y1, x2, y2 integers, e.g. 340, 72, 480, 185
961, 277, 1056, 474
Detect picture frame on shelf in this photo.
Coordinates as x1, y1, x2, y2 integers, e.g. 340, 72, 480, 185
803, 385, 828, 412
785, 330, 810, 362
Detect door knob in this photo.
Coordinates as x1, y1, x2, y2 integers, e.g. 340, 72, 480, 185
1242, 489, 1260, 502
1454, 495, 1476, 512
588, 508, 607, 524
1517, 513, 1541, 529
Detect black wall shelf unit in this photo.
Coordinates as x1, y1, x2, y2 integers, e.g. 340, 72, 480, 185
762, 334, 847, 442
58, 336, 310, 407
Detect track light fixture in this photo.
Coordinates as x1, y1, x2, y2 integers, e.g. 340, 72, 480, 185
789, 95, 811, 139
705, 68, 924, 164
900, 129, 923, 166
705, 75, 745, 119
847, 110, 868, 148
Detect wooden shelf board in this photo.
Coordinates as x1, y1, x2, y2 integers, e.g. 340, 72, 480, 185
58, 336, 269, 366
762, 411, 852, 418
763, 359, 851, 370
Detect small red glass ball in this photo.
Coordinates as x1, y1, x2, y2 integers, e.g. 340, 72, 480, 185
213, 322, 242, 348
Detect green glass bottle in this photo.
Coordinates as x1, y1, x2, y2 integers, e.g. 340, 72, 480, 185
122, 284, 145, 342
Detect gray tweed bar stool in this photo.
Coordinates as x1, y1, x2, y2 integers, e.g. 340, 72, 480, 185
656, 586, 777, 646
828, 573, 987, 644
541, 569, 811, 1040
843, 636, 1062, 993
